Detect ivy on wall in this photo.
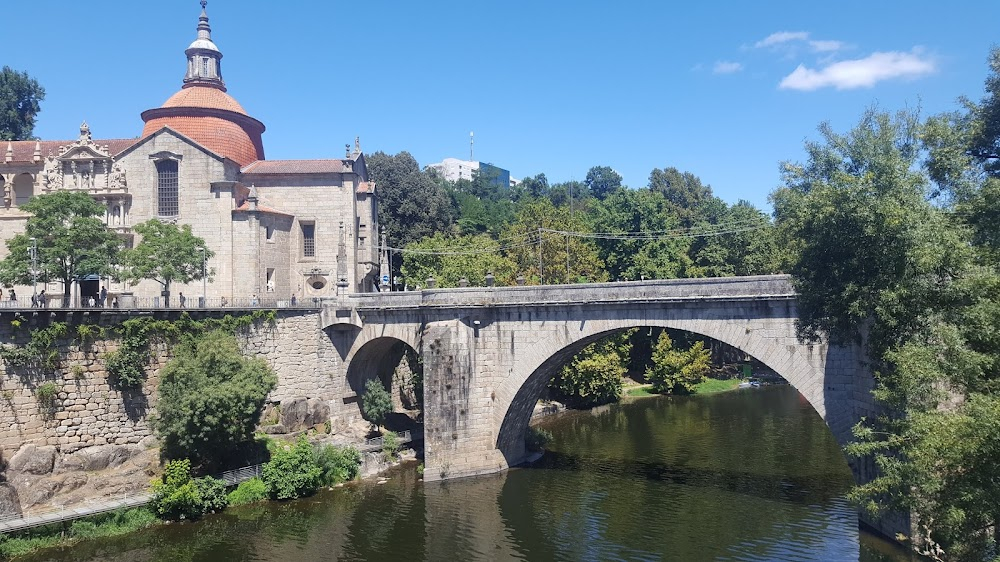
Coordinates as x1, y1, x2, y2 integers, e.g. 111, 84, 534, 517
0, 310, 277, 390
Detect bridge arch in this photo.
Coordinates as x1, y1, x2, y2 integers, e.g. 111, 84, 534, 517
491, 305, 844, 471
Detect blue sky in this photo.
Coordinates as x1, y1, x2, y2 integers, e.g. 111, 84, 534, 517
6, 1, 996, 210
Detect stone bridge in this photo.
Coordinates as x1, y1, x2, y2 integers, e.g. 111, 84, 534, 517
324, 274, 873, 484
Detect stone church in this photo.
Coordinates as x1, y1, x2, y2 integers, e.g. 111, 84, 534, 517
0, 2, 379, 305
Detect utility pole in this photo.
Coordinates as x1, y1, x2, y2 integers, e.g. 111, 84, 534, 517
199, 247, 207, 307
537, 227, 543, 284
29, 237, 37, 299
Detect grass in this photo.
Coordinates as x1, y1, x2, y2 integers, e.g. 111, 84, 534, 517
693, 378, 742, 395
625, 378, 743, 398
0, 507, 158, 559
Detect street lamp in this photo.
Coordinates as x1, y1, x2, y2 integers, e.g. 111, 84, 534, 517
28, 237, 38, 301
198, 247, 206, 308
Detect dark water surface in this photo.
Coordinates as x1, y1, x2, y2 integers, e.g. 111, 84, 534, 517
23, 386, 915, 561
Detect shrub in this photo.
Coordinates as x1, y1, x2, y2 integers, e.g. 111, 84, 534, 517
196, 476, 228, 513
35, 382, 59, 409
262, 436, 322, 500
150, 459, 203, 520
227, 477, 268, 506
149, 459, 228, 520
314, 444, 361, 485
361, 378, 392, 427
525, 427, 553, 452
382, 431, 400, 461
549, 332, 631, 408
154, 330, 277, 469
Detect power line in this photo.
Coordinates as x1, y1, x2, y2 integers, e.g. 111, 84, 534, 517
376, 220, 770, 257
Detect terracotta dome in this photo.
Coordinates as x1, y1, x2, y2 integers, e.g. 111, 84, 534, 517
138, 4, 265, 167
160, 87, 247, 115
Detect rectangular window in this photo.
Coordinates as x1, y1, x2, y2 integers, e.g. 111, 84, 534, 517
266, 224, 275, 242
301, 223, 315, 258
266, 268, 275, 292
156, 160, 179, 217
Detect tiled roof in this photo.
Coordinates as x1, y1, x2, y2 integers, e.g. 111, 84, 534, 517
141, 116, 264, 166
1, 139, 140, 164
241, 160, 349, 174
356, 181, 375, 194
232, 201, 293, 217
161, 86, 247, 115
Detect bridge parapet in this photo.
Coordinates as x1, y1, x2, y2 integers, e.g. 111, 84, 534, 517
346, 274, 795, 311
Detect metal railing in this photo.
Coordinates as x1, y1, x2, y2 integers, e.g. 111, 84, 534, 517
0, 296, 323, 311
362, 430, 413, 451
0, 462, 265, 535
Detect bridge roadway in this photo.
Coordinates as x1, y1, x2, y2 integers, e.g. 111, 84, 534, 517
340, 274, 796, 312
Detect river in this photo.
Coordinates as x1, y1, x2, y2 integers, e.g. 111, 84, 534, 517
21, 385, 916, 561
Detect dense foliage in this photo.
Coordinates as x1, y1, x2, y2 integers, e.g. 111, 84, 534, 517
0, 66, 45, 140
645, 332, 711, 395
227, 477, 268, 506
361, 378, 392, 427
150, 459, 228, 520
154, 330, 276, 469
121, 220, 214, 307
772, 49, 1000, 560
549, 332, 632, 407
262, 436, 322, 500
314, 444, 362, 485
0, 191, 122, 305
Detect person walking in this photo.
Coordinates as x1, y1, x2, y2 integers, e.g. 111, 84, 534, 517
38, 289, 46, 308
178, 292, 186, 308
8, 289, 15, 307
99, 286, 107, 307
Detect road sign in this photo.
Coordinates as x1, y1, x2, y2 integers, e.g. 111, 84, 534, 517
381, 274, 390, 284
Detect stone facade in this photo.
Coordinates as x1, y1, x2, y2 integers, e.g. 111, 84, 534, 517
0, 4, 379, 307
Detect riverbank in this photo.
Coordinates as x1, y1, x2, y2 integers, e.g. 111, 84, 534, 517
0, 439, 419, 560
625, 377, 743, 398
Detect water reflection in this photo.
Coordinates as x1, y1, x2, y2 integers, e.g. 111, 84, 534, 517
21, 386, 913, 562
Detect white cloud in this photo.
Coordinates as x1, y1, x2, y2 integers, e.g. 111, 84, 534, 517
713, 61, 743, 74
778, 49, 935, 91
808, 40, 844, 53
755, 32, 845, 54
755, 31, 809, 48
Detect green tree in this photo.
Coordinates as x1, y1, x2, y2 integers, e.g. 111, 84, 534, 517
502, 199, 607, 284
584, 166, 623, 200
690, 200, 785, 277
154, 331, 276, 469
645, 332, 710, 395
648, 167, 714, 227
361, 378, 392, 428
771, 108, 965, 353
0, 191, 121, 305
367, 151, 453, 274
773, 104, 1000, 559
549, 332, 632, 407
401, 232, 517, 288
589, 188, 694, 281
121, 219, 213, 307
262, 436, 323, 500
0, 66, 45, 140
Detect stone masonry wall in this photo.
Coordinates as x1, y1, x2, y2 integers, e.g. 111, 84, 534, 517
0, 310, 348, 466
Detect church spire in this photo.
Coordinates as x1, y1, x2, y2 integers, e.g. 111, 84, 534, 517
182, 1, 226, 91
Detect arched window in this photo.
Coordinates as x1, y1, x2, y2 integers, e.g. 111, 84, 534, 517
156, 160, 179, 217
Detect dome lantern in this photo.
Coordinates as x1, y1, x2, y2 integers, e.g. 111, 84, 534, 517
182, 0, 226, 91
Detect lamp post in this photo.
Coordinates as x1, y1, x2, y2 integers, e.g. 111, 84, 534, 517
198, 247, 206, 308
28, 237, 38, 300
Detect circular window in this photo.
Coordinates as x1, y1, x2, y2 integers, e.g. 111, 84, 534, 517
306, 275, 327, 292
